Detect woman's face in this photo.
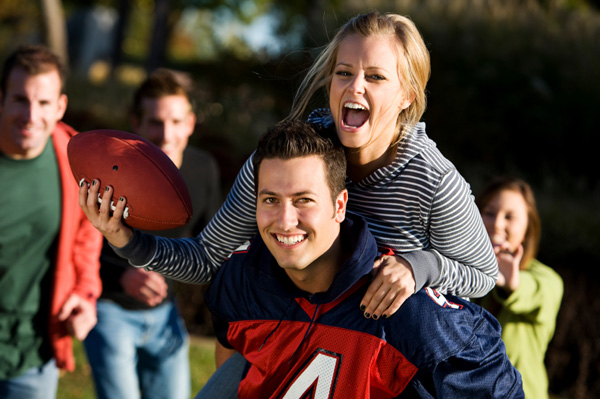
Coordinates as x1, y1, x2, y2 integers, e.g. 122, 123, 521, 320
329, 33, 413, 161
481, 189, 529, 253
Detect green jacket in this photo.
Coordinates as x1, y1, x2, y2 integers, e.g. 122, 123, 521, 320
483, 259, 563, 399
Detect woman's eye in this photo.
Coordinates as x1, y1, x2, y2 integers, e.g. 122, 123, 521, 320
368, 74, 386, 81
335, 70, 351, 77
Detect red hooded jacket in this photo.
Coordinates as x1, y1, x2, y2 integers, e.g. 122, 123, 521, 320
48, 122, 102, 371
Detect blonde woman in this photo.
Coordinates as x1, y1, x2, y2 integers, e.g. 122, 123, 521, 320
79, 12, 498, 397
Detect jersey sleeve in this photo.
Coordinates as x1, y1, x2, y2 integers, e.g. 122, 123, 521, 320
113, 154, 258, 284
427, 312, 524, 398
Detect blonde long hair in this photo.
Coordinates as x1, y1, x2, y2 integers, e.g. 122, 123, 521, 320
287, 11, 431, 144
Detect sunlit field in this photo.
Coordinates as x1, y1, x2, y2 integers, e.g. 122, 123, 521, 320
57, 335, 217, 399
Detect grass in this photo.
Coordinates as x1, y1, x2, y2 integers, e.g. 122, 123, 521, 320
57, 335, 217, 399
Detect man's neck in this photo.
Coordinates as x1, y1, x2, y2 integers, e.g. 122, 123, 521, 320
284, 235, 343, 295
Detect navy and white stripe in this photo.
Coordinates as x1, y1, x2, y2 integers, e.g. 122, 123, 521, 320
124, 113, 497, 298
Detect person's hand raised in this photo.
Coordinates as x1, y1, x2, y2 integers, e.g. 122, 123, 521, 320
494, 243, 523, 292
79, 179, 133, 248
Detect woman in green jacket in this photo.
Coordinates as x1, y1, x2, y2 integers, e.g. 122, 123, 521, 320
476, 177, 563, 399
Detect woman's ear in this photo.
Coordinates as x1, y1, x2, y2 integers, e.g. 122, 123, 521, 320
399, 93, 415, 111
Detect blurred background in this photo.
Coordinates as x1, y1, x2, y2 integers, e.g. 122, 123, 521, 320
1, 0, 599, 397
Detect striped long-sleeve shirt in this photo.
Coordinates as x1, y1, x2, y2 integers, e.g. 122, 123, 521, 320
115, 114, 497, 298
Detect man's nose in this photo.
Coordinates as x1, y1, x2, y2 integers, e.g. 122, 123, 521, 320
277, 202, 298, 231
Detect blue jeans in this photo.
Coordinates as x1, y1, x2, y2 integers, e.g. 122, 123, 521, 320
194, 351, 246, 399
84, 299, 190, 399
0, 359, 59, 399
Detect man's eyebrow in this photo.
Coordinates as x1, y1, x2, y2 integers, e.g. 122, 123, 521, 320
257, 189, 316, 197
257, 189, 278, 197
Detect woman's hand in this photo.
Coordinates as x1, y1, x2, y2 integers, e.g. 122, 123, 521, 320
360, 255, 415, 319
79, 179, 134, 248
494, 243, 522, 292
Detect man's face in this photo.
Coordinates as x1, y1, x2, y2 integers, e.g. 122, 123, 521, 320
132, 95, 195, 167
0, 67, 67, 159
256, 156, 347, 283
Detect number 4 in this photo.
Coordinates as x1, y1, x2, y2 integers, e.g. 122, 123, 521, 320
279, 348, 342, 399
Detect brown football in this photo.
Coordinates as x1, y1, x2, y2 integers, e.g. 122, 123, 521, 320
67, 129, 193, 230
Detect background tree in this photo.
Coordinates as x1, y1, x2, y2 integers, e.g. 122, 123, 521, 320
40, 0, 69, 65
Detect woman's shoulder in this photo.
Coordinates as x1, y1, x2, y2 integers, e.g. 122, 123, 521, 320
402, 122, 455, 175
527, 259, 564, 288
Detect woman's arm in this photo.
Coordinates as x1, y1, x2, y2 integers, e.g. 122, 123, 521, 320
360, 169, 498, 319
424, 168, 498, 297
111, 155, 259, 284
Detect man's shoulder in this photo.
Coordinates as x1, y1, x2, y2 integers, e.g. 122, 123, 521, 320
394, 288, 473, 325
54, 121, 78, 138
183, 146, 217, 165
386, 288, 496, 361
213, 240, 258, 282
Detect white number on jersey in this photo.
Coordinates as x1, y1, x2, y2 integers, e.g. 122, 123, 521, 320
280, 348, 342, 399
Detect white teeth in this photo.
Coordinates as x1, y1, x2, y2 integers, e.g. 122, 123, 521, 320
344, 103, 367, 110
276, 235, 305, 245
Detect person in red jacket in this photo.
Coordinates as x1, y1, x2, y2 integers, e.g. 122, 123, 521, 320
0, 45, 102, 399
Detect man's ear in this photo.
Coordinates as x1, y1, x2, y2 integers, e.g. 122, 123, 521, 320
56, 93, 68, 121
184, 111, 196, 138
334, 189, 348, 223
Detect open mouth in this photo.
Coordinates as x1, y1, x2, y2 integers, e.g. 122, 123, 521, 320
342, 103, 370, 128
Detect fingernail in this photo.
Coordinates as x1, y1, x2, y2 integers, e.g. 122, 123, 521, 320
364, 312, 370, 318
382, 314, 388, 319
120, 197, 125, 202
105, 186, 110, 192
79, 179, 84, 187
92, 180, 97, 186
360, 304, 366, 311
372, 314, 379, 320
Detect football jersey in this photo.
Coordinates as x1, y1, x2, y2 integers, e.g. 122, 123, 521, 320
205, 216, 523, 398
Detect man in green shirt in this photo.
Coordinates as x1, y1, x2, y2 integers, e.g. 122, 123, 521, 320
0, 45, 102, 399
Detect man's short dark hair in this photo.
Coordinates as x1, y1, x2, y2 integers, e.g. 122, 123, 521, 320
253, 119, 347, 204
131, 68, 194, 119
0, 45, 66, 95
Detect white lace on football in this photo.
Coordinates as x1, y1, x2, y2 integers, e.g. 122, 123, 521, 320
81, 179, 130, 220
96, 193, 129, 219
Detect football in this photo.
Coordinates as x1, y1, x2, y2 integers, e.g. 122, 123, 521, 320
67, 129, 193, 230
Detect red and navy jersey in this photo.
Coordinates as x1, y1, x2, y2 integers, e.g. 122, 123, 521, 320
205, 216, 523, 398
